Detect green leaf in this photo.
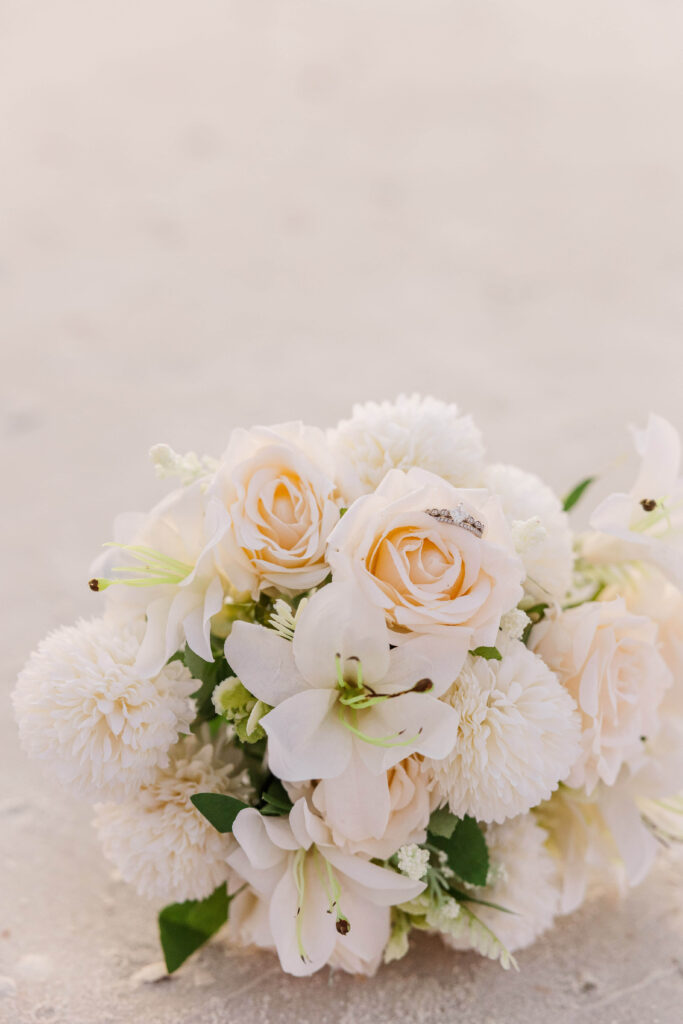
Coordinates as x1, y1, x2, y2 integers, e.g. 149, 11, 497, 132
562, 476, 596, 512
429, 815, 489, 887
470, 646, 502, 661
260, 777, 294, 817
520, 603, 549, 646
523, 603, 550, 619
235, 736, 270, 792
159, 884, 229, 973
428, 808, 459, 839
181, 644, 230, 720
449, 888, 515, 913
191, 793, 249, 833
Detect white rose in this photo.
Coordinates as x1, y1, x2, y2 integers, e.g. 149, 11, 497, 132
531, 598, 672, 792
211, 422, 343, 597
329, 393, 485, 501
326, 467, 524, 648
597, 564, 683, 717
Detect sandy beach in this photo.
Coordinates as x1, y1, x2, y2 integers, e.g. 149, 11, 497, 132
1, 3, 682, 1021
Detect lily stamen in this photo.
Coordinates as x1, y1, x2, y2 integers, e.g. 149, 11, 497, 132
89, 543, 193, 592
292, 849, 310, 964
338, 707, 423, 749
631, 496, 682, 535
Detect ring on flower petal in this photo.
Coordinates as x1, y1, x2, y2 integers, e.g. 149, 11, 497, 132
425, 504, 485, 538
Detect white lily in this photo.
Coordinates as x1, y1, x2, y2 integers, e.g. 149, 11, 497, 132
590, 414, 683, 588
91, 481, 229, 675
227, 798, 425, 976
224, 582, 462, 830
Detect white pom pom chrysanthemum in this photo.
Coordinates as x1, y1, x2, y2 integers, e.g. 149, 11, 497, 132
483, 463, 574, 603
330, 394, 485, 498
94, 732, 252, 904
424, 637, 581, 823
442, 816, 560, 954
12, 617, 196, 800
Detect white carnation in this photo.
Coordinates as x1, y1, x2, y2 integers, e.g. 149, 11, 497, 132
424, 637, 581, 823
94, 732, 251, 904
12, 618, 196, 800
442, 816, 560, 954
483, 463, 574, 602
330, 394, 485, 498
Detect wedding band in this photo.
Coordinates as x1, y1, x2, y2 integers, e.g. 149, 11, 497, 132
425, 504, 485, 538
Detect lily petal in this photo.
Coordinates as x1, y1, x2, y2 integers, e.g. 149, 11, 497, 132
359, 692, 460, 770
330, 878, 390, 971
182, 574, 224, 662
225, 621, 305, 705
312, 754, 392, 842
324, 848, 425, 905
289, 797, 330, 849
381, 634, 466, 698
263, 689, 353, 781
632, 413, 681, 498
292, 582, 390, 688
269, 855, 337, 976
232, 808, 295, 869
599, 785, 659, 886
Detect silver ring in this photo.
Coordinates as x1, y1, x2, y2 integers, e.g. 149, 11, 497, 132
425, 504, 485, 539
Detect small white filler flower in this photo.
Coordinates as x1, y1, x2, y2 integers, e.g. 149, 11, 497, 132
396, 844, 430, 881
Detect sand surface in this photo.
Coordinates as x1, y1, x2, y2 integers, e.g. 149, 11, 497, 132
1, 2, 682, 1021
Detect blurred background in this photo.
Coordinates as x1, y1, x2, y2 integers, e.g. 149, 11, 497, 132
1, 2, 682, 1022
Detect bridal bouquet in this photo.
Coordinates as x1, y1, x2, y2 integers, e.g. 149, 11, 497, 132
14, 396, 683, 977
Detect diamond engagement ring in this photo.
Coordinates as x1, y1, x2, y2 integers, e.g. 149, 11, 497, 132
425, 504, 485, 538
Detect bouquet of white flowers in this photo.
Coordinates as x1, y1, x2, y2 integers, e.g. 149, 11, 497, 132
13, 396, 683, 977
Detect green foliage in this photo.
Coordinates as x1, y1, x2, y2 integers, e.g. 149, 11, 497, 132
562, 476, 596, 512
520, 603, 549, 645
259, 777, 294, 817
470, 646, 502, 661
190, 793, 249, 833
159, 884, 229, 973
181, 645, 230, 721
427, 808, 459, 839
428, 815, 489, 887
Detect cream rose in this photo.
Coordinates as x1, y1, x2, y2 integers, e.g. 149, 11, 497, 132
326, 467, 524, 648
210, 422, 343, 597
598, 564, 683, 717
531, 598, 672, 792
